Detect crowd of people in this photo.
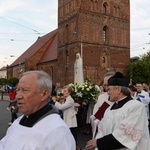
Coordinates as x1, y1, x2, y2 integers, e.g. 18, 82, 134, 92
0, 70, 150, 150
86, 72, 150, 150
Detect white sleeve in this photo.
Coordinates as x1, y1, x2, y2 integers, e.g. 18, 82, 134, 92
95, 119, 104, 139
113, 103, 148, 150
138, 92, 150, 106
55, 99, 74, 110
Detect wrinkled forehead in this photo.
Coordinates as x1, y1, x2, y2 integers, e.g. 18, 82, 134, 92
18, 74, 38, 87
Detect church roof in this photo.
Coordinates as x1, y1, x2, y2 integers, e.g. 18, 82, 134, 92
10, 29, 58, 67
0, 66, 7, 71
38, 30, 58, 64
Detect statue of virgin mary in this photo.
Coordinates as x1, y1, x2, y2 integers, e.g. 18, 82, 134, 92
74, 53, 84, 84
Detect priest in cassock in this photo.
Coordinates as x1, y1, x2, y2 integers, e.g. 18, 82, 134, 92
86, 72, 150, 150
0, 71, 76, 150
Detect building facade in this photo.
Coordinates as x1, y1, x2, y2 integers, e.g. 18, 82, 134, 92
0, 67, 7, 78
7, 0, 130, 86
57, 0, 130, 85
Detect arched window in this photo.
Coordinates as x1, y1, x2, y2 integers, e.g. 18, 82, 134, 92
100, 51, 108, 68
102, 56, 105, 63
103, 3, 107, 14
103, 26, 108, 42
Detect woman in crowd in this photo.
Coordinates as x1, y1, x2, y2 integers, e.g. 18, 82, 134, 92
52, 85, 79, 149
8, 88, 18, 126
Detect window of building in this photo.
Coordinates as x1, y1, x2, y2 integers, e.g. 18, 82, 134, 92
102, 56, 105, 63
103, 3, 107, 14
65, 24, 69, 44
100, 52, 108, 68
102, 26, 108, 42
66, 49, 69, 65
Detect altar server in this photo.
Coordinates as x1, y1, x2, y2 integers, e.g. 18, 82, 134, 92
0, 71, 75, 150
86, 72, 150, 150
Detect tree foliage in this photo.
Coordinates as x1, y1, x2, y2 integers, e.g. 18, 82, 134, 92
0, 78, 7, 86
7, 77, 19, 87
126, 51, 150, 84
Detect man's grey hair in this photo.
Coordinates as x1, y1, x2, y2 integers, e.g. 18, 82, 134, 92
104, 71, 115, 78
22, 70, 52, 91
120, 86, 130, 96
114, 86, 130, 96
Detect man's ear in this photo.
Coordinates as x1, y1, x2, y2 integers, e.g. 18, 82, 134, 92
117, 86, 122, 93
41, 89, 50, 101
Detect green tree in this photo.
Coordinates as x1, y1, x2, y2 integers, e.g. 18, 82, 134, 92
126, 52, 150, 84
0, 78, 7, 88
141, 51, 150, 61
7, 77, 19, 87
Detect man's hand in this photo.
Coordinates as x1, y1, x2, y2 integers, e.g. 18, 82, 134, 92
86, 139, 97, 150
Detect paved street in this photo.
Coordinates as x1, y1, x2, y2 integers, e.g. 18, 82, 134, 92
0, 95, 91, 149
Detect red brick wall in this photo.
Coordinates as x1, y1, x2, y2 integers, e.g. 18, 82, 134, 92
58, 0, 130, 85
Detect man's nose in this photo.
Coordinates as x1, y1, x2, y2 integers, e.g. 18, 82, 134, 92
16, 92, 22, 99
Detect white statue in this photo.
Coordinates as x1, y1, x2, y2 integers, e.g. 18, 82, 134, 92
74, 53, 84, 84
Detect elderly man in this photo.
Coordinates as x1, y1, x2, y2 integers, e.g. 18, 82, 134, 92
86, 72, 150, 150
93, 71, 115, 115
0, 71, 75, 150
91, 72, 115, 138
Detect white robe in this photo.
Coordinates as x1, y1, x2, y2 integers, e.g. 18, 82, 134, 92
55, 95, 77, 128
0, 114, 76, 150
95, 100, 150, 150
134, 90, 150, 119
91, 92, 113, 138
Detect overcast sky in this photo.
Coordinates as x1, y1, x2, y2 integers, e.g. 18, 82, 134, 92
0, 0, 150, 68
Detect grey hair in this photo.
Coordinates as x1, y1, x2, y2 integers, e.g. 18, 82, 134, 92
120, 86, 130, 96
114, 86, 130, 96
22, 70, 52, 91
104, 71, 115, 78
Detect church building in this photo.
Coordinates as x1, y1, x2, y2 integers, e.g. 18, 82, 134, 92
7, 0, 130, 85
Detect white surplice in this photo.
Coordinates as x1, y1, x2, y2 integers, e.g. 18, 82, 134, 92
95, 100, 150, 150
91, 92, 114, 138
0, 114, 76, 150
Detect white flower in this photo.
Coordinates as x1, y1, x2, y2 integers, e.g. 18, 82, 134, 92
75, 88, 77, 92
77, 92, 82, 97
89, 86, 92, 89
86, 88, 90, 91
79, 84, 82, 88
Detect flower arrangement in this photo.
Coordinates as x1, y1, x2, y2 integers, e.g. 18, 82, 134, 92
69, 77, 100, 103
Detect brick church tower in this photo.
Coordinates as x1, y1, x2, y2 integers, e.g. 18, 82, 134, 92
57, 0, 130, 85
